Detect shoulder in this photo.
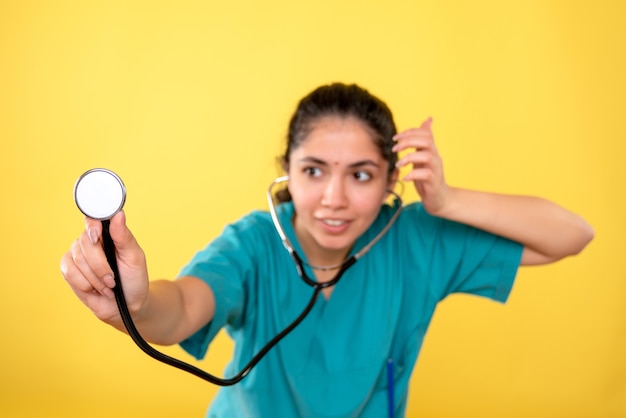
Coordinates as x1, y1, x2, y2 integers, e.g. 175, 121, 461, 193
393, 200, 489, 239
236, 209, 273, 229
391, 200, 521, 259
229, 201, 293, 235
222, 209, 274, 238
356, 201, 441, 260
180, 209, 278, 275
377, 200, 494, 253
378, 200, 443, 239
398, 201, 438, 226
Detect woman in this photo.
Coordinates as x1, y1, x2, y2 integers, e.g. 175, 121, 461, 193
60, 83, 594, 417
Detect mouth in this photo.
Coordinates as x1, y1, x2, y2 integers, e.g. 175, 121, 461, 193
316, 217, 351, 234
321, 218, 347, 227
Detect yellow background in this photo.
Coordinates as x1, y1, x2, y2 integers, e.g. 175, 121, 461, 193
1, 0, 624, 417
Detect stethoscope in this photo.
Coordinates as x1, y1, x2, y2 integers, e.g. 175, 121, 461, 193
73, 168, 403, 386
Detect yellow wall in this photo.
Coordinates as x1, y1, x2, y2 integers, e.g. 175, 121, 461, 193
1, 1, 623, 417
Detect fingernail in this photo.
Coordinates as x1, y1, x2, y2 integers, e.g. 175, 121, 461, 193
103, 287, 115, 299
103, 274, 115, 288
88, 227, 98, 245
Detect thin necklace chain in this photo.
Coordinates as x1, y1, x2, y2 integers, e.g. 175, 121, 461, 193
305, 261, 342, 271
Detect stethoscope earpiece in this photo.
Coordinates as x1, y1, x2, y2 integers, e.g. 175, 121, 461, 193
74, 168, 126, 220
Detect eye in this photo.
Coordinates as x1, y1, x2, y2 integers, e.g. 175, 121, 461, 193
354, 171, 372, 182
304, 167, 322, 177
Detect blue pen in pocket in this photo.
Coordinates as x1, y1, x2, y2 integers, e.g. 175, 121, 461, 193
387, 358, 394, 418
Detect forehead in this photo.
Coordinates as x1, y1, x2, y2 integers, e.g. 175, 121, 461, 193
294, 116, 382, 159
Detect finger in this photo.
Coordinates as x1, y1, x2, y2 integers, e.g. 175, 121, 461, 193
392, 136, 432, 153
108, 211, 132, 249
107, 211, 145, 268
402, 168, 435, 183
73, 237, 115, 297
393, 129, 432, 142
396, 151, 434, 169
61, 248, 90, 293
62, 245, 114, 299
393, 118, 434, 140
420, 117, 433, 130
76, 230, 116, 295
392, 130, 435, 153
84, 217, 102, 245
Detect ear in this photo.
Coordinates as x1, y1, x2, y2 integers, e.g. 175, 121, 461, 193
384, 169, 400, 202
387, 168, 399, 190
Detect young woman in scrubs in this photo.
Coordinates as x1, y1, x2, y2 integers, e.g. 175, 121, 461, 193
60, 83, 594, 417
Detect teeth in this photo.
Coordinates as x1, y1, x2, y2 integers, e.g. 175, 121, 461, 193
323, 219, 345, 226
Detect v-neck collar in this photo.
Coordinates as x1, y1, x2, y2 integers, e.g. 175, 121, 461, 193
276, 201, 365, 304
274, 200, 401, 304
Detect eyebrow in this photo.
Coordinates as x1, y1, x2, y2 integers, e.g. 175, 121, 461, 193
296, 156, 381, 169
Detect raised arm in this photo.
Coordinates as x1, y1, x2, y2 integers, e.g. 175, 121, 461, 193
426, 188, 593, 265
60, 211, 215, 345
393, 118, 594, 265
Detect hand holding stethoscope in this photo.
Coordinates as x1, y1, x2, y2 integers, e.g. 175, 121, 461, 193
63, 170, 149, 326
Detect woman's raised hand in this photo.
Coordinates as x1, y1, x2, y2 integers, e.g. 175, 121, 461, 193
393, 118, 451, 215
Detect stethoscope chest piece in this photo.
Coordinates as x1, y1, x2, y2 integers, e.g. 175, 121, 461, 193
74, 168, 126, 220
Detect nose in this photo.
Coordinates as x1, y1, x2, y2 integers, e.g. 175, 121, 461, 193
321, 177, 348, 209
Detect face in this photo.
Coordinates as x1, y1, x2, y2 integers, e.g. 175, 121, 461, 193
287, 116, 396, 264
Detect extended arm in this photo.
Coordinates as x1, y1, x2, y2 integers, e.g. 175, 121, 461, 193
60, 211, 215, 345
119, 276, 215, 346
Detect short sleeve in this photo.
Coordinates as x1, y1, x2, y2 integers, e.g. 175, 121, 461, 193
396, 203, 524, 304
433, 217, 523, 303
177, 216, 260, 360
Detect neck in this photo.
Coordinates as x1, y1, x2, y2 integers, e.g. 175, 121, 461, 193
301, 241, 350, 270
292, 216, 351, 270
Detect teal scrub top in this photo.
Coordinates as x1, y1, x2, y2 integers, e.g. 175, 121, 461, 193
178, 200, 523, 418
